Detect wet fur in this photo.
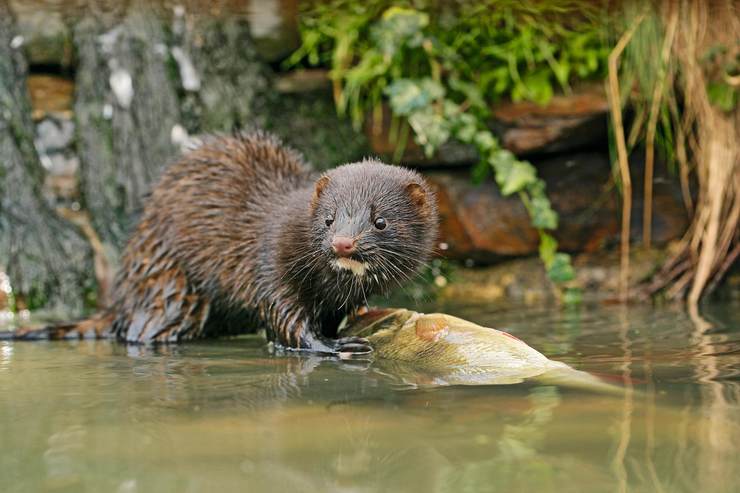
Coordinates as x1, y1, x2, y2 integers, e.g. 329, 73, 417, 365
21, 132, 438, 349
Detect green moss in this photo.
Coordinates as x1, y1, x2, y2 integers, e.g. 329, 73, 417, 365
265, 92, 370, 170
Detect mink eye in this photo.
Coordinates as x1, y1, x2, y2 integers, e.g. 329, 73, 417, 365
374, 217, 387, 230
325, 215, 334, 227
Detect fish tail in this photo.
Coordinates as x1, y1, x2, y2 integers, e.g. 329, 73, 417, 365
536, 363, 628, 396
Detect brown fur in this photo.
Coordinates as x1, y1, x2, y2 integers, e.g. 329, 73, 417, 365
19, 132, 438, 352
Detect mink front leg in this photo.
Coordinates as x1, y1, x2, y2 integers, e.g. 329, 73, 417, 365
265, 300, 372, 356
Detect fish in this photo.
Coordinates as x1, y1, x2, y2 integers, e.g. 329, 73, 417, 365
340, 308, 624, 394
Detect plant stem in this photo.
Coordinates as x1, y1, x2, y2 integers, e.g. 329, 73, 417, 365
608, 13, 645, 302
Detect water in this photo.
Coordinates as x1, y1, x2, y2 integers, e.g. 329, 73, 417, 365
1, 301, 738, 493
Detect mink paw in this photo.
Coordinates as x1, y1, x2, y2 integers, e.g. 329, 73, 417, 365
334, 336, 373, 359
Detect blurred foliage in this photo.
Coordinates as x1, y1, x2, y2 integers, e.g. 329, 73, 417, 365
611, 6, 738, 181
702, 43, 739, 113
289, 1, 609, 287
610, 2, 738, 303
265, 93, 370, 170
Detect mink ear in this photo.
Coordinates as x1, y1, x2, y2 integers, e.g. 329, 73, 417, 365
311, 175, 330, 209
406, 182, 428, 210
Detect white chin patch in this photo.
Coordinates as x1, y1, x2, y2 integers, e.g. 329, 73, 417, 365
334, 258, 367, 276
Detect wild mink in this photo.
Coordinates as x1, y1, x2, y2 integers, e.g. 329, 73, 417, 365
21, 132, 438, 354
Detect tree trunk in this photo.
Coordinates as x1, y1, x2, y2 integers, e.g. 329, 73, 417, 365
74, 1, 273, 256
175, 2, 273, 134
0, 0, 92, 313
2, 0, 277, 314
73, 2, 181, 250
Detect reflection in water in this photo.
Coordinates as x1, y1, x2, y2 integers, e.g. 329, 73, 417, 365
611, 306, 634, 493
0, 342, 11, 371
689, 305, 740, 493
0, 301, 738, 492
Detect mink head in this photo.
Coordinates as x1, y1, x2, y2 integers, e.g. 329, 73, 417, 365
305, 159, 438, 304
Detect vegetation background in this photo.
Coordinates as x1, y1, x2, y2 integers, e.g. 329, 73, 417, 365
0, 0, 737, 321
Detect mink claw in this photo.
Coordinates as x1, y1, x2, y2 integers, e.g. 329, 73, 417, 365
334, 336, 373, 359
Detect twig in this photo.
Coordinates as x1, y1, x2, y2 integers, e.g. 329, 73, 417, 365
668, 93, 693, 215
608, 13, 646, 302
643, 6, 678, 249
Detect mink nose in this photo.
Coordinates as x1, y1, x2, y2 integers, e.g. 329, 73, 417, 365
331, 236, 356, 257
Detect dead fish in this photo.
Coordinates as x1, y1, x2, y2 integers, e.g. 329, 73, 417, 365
340, 308, 624, 394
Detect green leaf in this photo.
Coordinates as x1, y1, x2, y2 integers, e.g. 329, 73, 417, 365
546, 253, 575, 283
538, 232, 558, 266
522, 70, 554, 105
530, 196, 559, 230
449, 77, 487, 110
407, 108, 451, 156
562, 287, 582, 305
373, 7, 429, 56
451, 112, 478, 143
490, 151, 537, 196
474, 131, 497, 152
385, 78, 444, 116
471, 160, 491, 184
706, 81, 738, 112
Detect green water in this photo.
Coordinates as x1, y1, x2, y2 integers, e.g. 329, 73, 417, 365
1, 301, 738, 493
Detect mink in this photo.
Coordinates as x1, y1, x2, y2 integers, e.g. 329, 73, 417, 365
13, 132, 439, 355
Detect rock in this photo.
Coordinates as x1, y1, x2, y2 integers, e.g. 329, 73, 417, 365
439, 248, 666, 304
35, 117, 74, 152
246, 0, 300, 62
34, 115, 79, 200
9, 0, 301, 66
365, 84, 608, 166
427, 152, 689, 264
489, 83, 608, 155
26, 75, 78, 200
27, 74, 74, 120
274, 69, 332, 94
0, 271, 9, 313
8, 0, 73, 67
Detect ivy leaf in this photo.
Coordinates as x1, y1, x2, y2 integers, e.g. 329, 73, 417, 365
385, 78, 444, 116
373, 7, 429, 56
449, 77, 487, 110
562, 287, 582, 305
546, 253, 575, 283
490, 151, 537, 196
538, 232, 558, 266
706, 81, 738, 112
473, 131, 497, 152
471, 159, 490, 184
539, 232, 575, 283
408, 108, 451, 156
522, 70, 554, 105
530, 196, 559, 230
451, 112, 478, 143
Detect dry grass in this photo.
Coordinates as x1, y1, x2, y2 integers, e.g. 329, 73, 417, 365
610, 0, 739, 305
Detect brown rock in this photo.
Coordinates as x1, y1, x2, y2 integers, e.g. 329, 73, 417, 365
9, 0, 73, 67
274, 69, 332, 94
365, 84, 609, 165
247, 0, 301, 62
490, 83, 608, 155
429, 172, 538, 259
27, 75, 74, 120
428, 152, 689, 264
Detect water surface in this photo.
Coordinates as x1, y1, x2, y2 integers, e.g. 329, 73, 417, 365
1, 301, 738, 493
